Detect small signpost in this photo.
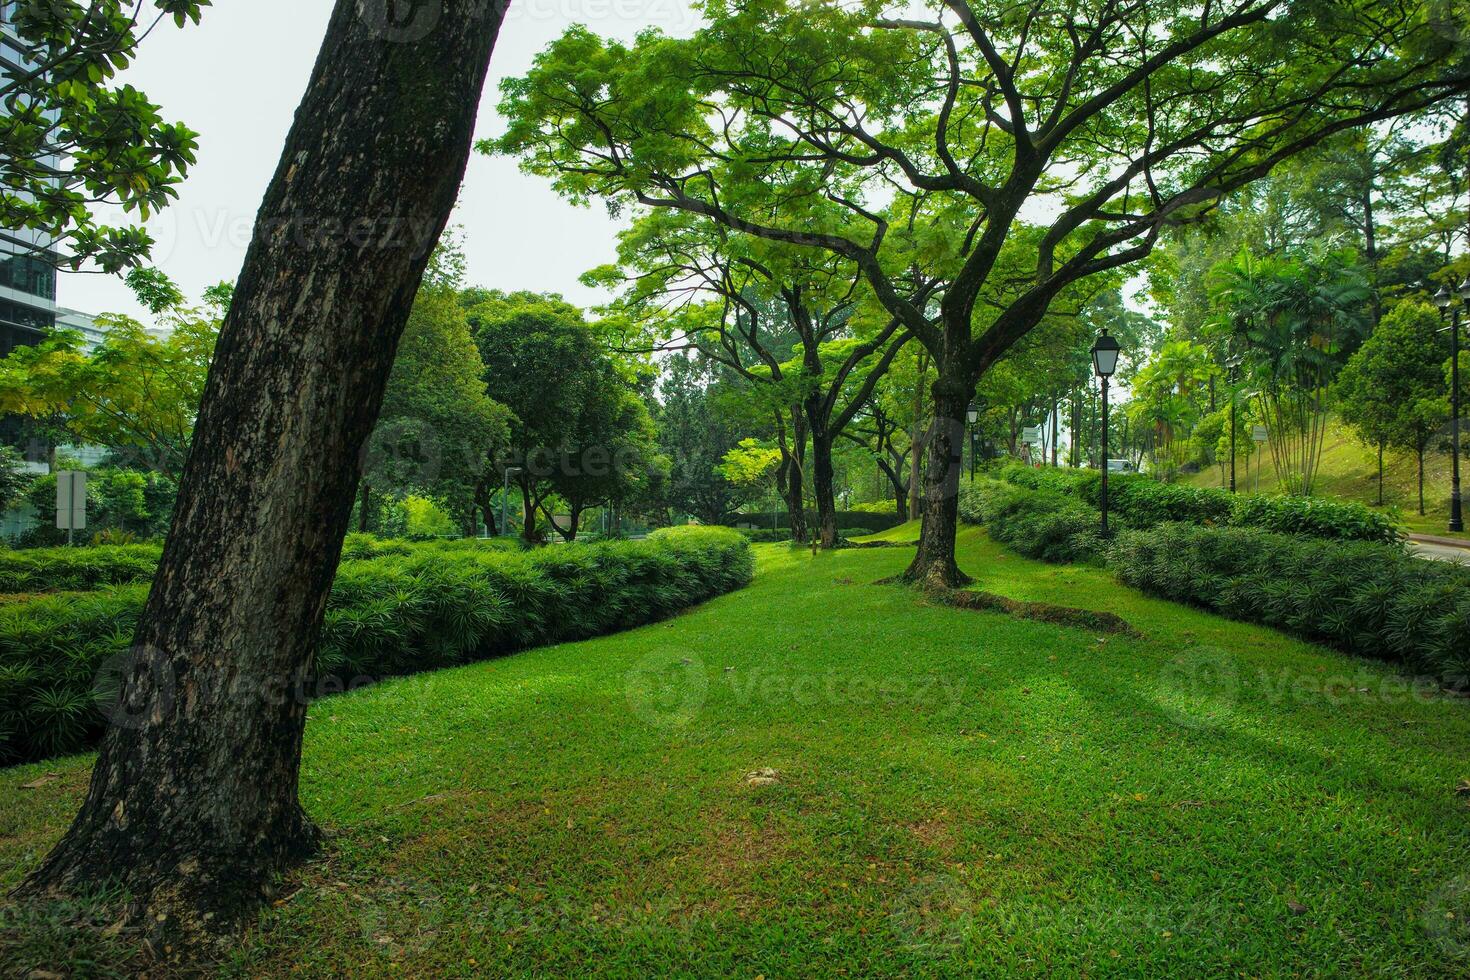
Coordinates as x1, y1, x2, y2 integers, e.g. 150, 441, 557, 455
1251, 427, 1268, 492
55, 470, 86, 545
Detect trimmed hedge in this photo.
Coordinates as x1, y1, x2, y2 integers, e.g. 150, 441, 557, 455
959, 479, 1104, 564
0, 536, 532, 594
0, 526, 752, 764
992, 463, 1400, 544
0, 545, 164, 594
1110, 523, 1470, 686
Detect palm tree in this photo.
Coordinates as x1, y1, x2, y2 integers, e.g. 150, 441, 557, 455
1208, 246, 1371, 494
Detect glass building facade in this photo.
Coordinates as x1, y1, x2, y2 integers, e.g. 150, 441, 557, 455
0, 1, 59, 358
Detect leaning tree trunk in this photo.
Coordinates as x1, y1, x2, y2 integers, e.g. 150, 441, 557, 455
18, 0, 509, 937
902, 376, 972, 587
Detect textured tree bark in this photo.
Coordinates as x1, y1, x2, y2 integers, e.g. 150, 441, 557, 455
18, 0, 510, 937
902, 376, 972, 587
805, 393, 839, 549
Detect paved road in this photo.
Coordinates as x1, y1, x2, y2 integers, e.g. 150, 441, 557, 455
1407, 535, 1470, 565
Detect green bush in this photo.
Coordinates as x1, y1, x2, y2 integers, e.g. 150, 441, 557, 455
959, 479, 1104, 563
0, 545, 164, 593
0, 526, 752, 764
1227, 494, 1401, 545
990, 463, 1398, 543
1110, 523, 1470, 686
0, 535, 531, 592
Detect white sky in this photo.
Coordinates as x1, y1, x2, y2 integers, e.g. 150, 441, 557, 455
62, 0, 704, 321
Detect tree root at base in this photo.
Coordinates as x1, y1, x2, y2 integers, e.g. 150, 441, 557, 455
877, 577, 1138, 636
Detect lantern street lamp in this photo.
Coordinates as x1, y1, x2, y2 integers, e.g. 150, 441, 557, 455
967, 401, 979, 480
1091, 328, 1121, 536
1435, 279, 1467, 533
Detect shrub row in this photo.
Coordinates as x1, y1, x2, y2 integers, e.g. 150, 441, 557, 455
0, 526, 753, 764
0, 536, 532, 594
958, 479, 1104, 564
1111, 523, 1470, 687
0, 545, 164, 594
992, 463, 1401, 544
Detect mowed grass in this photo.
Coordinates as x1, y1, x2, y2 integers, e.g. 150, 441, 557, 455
4, 528, 1470, 976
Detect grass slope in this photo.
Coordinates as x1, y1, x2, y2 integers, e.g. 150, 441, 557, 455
1186, 416, 1469, 540
4, 531, 1470, 976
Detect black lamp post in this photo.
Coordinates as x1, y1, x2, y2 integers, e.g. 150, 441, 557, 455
966, 401, 979, 480
1091, 328, 1121, 536
1435, 279, 1468, 533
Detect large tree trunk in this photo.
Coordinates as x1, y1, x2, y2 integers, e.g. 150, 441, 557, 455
901, 376, 972, 587
18, 0, 509, 937
805, 395, 839, 549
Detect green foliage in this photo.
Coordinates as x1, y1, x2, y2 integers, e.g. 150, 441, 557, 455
364, 285, 511, 532
0, 290, 220, 477
18, 468, 177, 546
1227, 494, 1404, 545
1111, 523, 1470, 687
0, 1, 204, 273
989, 464, 1398, 543
958, 479, 1103, 563
0, 527, 752, 764
0, 545, 162, 593
470, 292, 662, 537
0, 447, 31, 512
655, 353, 753, 524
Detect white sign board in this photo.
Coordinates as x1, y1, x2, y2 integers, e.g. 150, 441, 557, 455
1252, 425, 1268, 444
1021, 426, 1044, 445
55, 470, 86, 531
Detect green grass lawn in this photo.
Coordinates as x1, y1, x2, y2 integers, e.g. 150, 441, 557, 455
1186, 417, 1470, 542
4, 529, 1470, 976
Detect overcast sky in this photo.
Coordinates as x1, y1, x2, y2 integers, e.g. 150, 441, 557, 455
62, 0, 702, 321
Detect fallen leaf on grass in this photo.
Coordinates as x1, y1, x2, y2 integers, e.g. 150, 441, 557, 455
20, 772, 60, 789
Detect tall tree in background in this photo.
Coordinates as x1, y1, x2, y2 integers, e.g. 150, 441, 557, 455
18, 0, 510, 936
1337, 301, 1450, 513
360, 287, 510, 536
494, 0, 1470, 584
598, 211, 921, 546
656, 352, 753, 524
